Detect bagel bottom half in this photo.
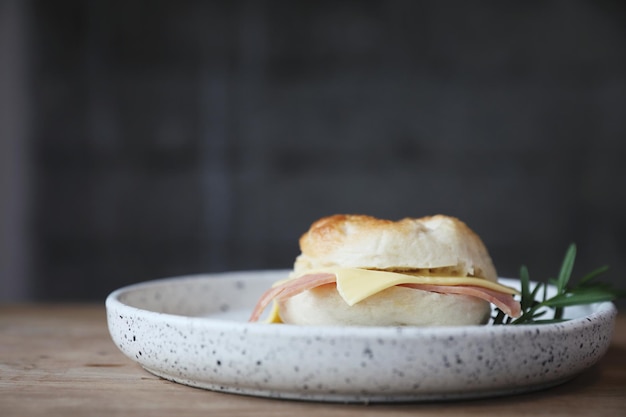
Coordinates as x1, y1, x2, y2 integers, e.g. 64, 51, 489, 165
277, 284, 492, 326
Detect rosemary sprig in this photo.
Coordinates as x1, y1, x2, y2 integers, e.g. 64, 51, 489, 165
493, 243, 625, 325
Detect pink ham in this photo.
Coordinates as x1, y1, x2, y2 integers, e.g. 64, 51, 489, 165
248, 273, 336, 322
248, 273, 522, 322
399, 283, 522, 318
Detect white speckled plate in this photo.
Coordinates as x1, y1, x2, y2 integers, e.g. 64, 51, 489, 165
105, 270, 616, 403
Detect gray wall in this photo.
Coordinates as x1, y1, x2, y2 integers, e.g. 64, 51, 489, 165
1, 0, 625, 307
1, 0, 32, 301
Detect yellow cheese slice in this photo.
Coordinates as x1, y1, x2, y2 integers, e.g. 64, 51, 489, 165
331, 268, 519, 306
264, 301, 283, 324
266, 268, 519, 316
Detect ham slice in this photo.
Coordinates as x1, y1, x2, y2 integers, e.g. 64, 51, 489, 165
248, 273, 522, 322
399, 283, 522, 318
248, 273, 336, 322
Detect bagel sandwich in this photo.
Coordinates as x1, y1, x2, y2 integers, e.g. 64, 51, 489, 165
249, 214, 521, 326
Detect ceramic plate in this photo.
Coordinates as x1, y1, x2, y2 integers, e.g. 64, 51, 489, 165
105, 270, 616, 403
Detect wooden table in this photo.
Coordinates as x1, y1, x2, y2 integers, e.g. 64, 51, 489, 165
1, 304, 624, 416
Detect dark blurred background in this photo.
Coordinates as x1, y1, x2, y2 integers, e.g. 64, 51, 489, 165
1, 0, 625, 307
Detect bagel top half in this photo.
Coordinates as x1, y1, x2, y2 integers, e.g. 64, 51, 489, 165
292, 214, 497, 281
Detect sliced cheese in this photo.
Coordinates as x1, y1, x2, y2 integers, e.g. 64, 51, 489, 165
296, 267, 519, 307
261, 268, 520, 320
264, 300, 283, 324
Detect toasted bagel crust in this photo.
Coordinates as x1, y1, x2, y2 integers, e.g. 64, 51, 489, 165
294, 214, 497, 282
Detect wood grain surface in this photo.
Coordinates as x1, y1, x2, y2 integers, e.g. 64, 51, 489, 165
1, 304, 624, 417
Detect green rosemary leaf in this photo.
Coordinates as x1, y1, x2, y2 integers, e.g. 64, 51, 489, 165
578, 265, 610, 286
512, 309, 546, 325
530, 281, 544, 302
540, 287, 620, 308
496, 243, 624, 325
556, 243, 576, 294
519, 265, 532, 311
492, 309, 506, 325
